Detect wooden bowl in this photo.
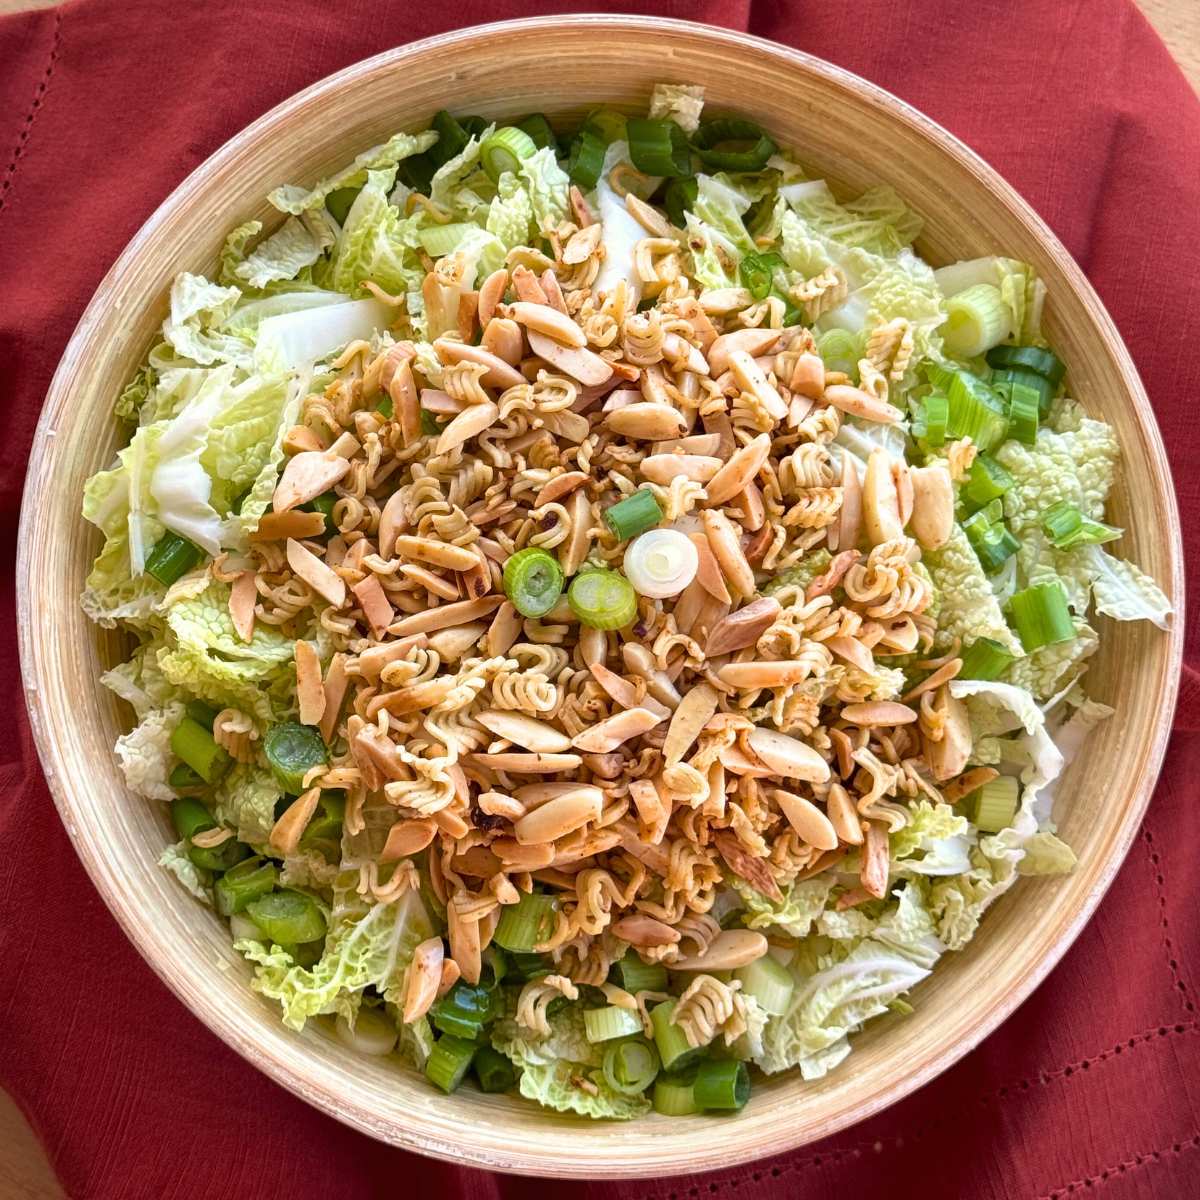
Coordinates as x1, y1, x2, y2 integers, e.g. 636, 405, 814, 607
17, 15, 1184, 1179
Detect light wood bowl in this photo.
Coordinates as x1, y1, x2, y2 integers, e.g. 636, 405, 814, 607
17, 15, 1184, 1179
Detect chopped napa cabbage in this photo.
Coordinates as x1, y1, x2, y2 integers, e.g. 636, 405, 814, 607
924, 524, 1024, 655
237, 888, 434, 1030
114, 702, 184, 800
394, 1008, 436, 1068
101, 642, 177, 716
213, 763, 281, 847
592, 141, 656, 303
234, 212, 334, 290
732, 876, 836, 937
485, 170, 535, 249
648, 82, 705, 134
519, 146, 570, 233
1019, 832, 1078, 875
218, 219, 264, 287
162, 273, 252, 368
255, 297, 392, 372
1079, 545, 1172, 629
159, 840, 211, 903
429, 125, 494, 214
1006, 619, 1098, 699
891, 802, 972, 877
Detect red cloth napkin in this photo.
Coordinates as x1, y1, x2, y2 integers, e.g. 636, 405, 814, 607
2, 1, 1198, 1196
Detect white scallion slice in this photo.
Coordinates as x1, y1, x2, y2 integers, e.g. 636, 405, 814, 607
623, 529, 699, 599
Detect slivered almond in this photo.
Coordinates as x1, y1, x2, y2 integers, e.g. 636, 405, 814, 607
286, 538, 345, 607
705, 432, 772, 507
861, 821, 890, 898
628, 777, 667, 827
470, 752, 583, 774
507, 300, 585, 347
789, 351, 825, 400
702, 509, 755, 599
476, 710, 572, 753
707, 328, 782, 376
400, 563, 460, 601
685, 530, 732, 605
269, 788, 321, 856
826, 636, 876, 674
719, 660, 816, 689
490, 838, 556, 870
941, 766, 1000, 804
728, 351, 788, 422
420, 388, 465, 416
436, 400, 500, 455
703, 596, 780, 658
558, 488, 594, 579
640, 454, 723, 485
771, 788, 838, 850
510, 264, 549, 303
663, 683, 719, 766
434, 337, 525, 390
272, 451, 351, 513
720, 744, 774, 778
437, 959, 461, 998
670, 927, 770, 970
513, 787, 602, 844
604, 401, 686, 441
826, 782, 864, 845
611, 913, 679, 948
319, 652, 349, 744
282, 425, 324, 455
352, 575, 393, 639
572, 707, 664, 753
824, 383, 904, 424
652, 433, 722, 456
426, 622, 486, 662
806, 549, 861, 600
392, 535, 479, 572
388, 596, 503, 636
403, 937, 445, 1022
835, 449, 863, 553
382, 818, 438, 862
841, 701, 918, 726
229, 571, 257, 644
728, 479, 766, 532
540, 269, 569, 315
294, 640, 326, 726
353, 634, 426, 677
621, 644, 682, 710
377, 491, 407, 560
527, 329, 613, 385
478, 268, 509, 326
486, 600, 522, 657
328, 431, 361, 459
513, 782, 592, 809
581, 752, 623, 780
925, 685, 973, 782
251, 510, 327, 542
481, 317, 524, 366
585, 662, 670, 720
534, 471, 589, 507
367, 678, 455, 717
746, 727, 831, 783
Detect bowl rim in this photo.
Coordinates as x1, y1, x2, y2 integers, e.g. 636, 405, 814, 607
17, 12, 1185, 1178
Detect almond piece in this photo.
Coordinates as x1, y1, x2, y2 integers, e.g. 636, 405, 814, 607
286, 538, 345, 607
294, 640, 326, 727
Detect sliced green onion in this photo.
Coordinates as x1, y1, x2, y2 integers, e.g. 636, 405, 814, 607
692, 118, 777, 172
335, 1007, 398, 1057
602, 1039, 660, 1095
565, 130, 606, 191
584, 1006, 645, 1044
473, 1045, 517, 1093
650, 1000, 702, 1072
943, 283, 1011, 358
185, 700, 219, 730
986, 344, 1066, 387
425, 1034, 477, 1093
963, 502, 1019, 573
1008, 582, 1076, 651
664, 176, 698, 227
516, 113, 557, 151
419, 410, 443, 437
567, 570, 638, 631
937, 366, 1008, 452
493, 892, 559, 952
396, 153, 436, 196
911, 391, 949, 449
1040, 501, 1122, 549
991, 366, 1056, 420
375, 394, 394, 419
739, 250, 785, 301
458, 115, 489, 138
625, 118, 691, 177
1004, 381, 1040, 445
971, 775, 1020, 833
502, 547, 564, 619
613, 954, 667, 993
214, 857, 278, 916
508, 950, 554, 981
189, 836, 250, 874
431, 982, 497, 1040
581, 107, 628, 145
480, 126, 538, 182
958, 637, 1017, 681
817, 328, 862, 376
480, 945, 509, 987
246, 889, 326, 945
298, 790, 345, 860
624, 529, 699, 600
653, 1070, 701, 1115
734, 955, 795, 1017
429, 110, 470, 167
693, 1059, 750, 1111
301, 491, 337, 532
145, 532, 204, 586
960, 453, 1014, 513
170, 717, 231, 785
168, 761, 207, 796
604, 489, 663, 542
418, 222, 476, 258
171, 796, 216, 842
264, 721, 328, 794
324, 185, 361, 225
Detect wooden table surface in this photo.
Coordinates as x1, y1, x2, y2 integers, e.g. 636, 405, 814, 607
1, 1, 1196, 1196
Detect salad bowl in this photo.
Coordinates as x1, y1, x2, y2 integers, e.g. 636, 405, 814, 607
16, 14, 1183, 1178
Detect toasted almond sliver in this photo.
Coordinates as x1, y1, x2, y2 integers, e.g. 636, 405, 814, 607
670, 929, 770, 971
387, 596, 503, 636
476, 710, 572, 754
771, 788, 838, 850
399, 563, 460, 601
507, 300, 586, 347
282, 425, 324, 455
426, 622, 487, 662
353, 634, 427, 678
534, 470, 590, 507
392, 535, 479, 572
513, 788, 603, 844
382, 817, 438, 863
571, 707, 664, 754
941, 766, 1000, 804
251, 510, 327, 542
663, 683, 719, 766
367, 678, 456, 718
702, 509, 754, 599
861, 821, 890, 898
746, 727, 831, 783
826, 782, 864, 845
611, 912, 679, 948
269, 787, 322, 856
286, 538, 345, 607
704, 432, 772, 508
294, 640, 326, 727
719, 660, 815, 689
229, 571, 257, 644
352, 575, 394, 639
272, 450, 351, 513
486, 600, 522, 657
526, 329, 613, 386
403, 936, 445, 1022
840, 701, 918, 727
640, 454, 723, 485
435, 400, 500, 455
319, 652, 349, 745
470, 752, 584, 775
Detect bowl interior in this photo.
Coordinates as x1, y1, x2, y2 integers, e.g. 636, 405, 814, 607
18, 16, 1182, 1179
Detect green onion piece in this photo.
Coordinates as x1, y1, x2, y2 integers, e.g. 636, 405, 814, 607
817, 328, 862, 376
565, 130, 606, 191
428, 110, 470, 167
171, 796, 216, 842
502, 547, 565, 619
963, 503, 1020, 573
214, 857, 278, 916
653, 1070, 701, 1116
188, 836, 251, 874
692, 118, 777, 172
480, 126, 539, 183
958, 637, 1017, 681
301, 491, 337, 532
971, 775, 1020, 833
986, 344, 1067, 387
396, 152, 436, 196
264, 721, 328, 794
246, 889, 326, 944
1040, 500, 1122, 549
493, 892, 559, 952
277, 939, 324, 968
626, 117, 692, 178
693, 1059, 750, 1112
507, 950, 553, 980
425, 1034, 477, 1094
602, 1039, 660, 1096
473, 1045, 517, 1093
603, 490, 663, 542
613, 954, 667, 993
911, 391, 949, 449
376, 394, 394, 419
781, 299, 805, 326
567, 570, 637, 631
581, 107, 628, 145
168, 761, 207, 796
991, 366, 1056, 420
650, 1000, 702, 1072
516, 113, 557, 151
480, 945, 509, 987
739, 249, 785, 301
939, 366, 1009, 452
185, 700, 219, 729
960, 453, 1014, 513
663, 176, 698, 227
584, 1006, 645, 1044
144, 532, 204, 586
170, 717, 231, 785
1004, 381, 1040, 445
734, 955, 795, 1017
418, 221, 476, 258
943, 284, 1011, 358
1008, 582, 1077, 651
324, 185, 361, 225
298, 790, 345, 860
420, 410, 443, 437
431, 982, 497, 1040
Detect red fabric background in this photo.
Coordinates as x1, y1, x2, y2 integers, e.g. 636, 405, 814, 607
2, 1, 1198, 1196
